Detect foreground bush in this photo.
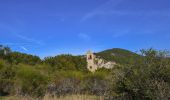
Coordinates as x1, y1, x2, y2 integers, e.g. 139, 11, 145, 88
0, 60, 15, 96
46, 70, 110, 96
108, 49, 170, 100
15, 64, 48, 97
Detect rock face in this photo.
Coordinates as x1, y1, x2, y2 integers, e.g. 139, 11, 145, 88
86, 51, 116, 72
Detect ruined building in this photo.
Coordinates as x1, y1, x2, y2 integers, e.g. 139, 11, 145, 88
86, 51, 116, 72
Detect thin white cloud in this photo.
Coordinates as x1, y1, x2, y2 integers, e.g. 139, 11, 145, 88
82, 10, 170, 22
80, 0, 170, 22
15, 33, 44, 45
1, 33, 45, 50
81, 0, 124, 22
0, 23, 44, 46
20, 46, 28, 51
0, 42, 30, 46
104, 10, 170, 16
78, 33, 91, 41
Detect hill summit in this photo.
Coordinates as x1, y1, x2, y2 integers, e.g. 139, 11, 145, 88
95, 48, 141, 64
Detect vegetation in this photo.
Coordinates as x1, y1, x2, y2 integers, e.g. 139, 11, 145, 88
96, 48, 142, 65
106, 48, 170, 100
44, 55, 87, 71
0, 45, 170, 100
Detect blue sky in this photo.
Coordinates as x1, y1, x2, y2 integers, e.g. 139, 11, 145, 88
0, 0, 170, 58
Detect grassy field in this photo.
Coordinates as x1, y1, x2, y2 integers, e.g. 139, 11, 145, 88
0, 95, 104, 100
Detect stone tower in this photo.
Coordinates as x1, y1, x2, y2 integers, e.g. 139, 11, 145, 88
86, 51, 97, 72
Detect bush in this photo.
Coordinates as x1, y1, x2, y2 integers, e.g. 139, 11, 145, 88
0, 60, 15, 96
108, 49, 170, 100
15, 64, 48, 97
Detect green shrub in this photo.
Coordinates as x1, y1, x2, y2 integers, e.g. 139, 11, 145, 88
15, 64, 48, 97
0, 60, 15, 95
109, 49, 170, 100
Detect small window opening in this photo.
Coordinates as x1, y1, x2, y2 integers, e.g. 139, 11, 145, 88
89, 66, 92, 69
88, 55, 92, 59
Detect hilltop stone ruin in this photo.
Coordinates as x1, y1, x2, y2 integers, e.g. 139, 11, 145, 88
86, 50, 116, 72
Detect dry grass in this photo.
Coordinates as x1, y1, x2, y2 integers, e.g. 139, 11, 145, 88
0, 94, 103, 100
43, 94, 103, 100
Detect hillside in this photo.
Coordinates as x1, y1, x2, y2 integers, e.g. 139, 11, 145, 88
96, 48, 142, 64
1, 46, 142, 66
